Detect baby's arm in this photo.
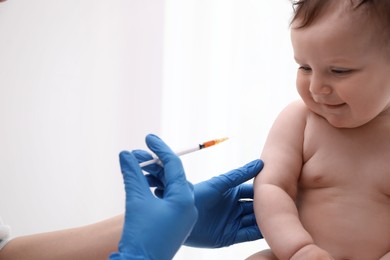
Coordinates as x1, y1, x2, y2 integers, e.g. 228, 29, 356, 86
253, 101, 331, 259
379, 251, 390, 260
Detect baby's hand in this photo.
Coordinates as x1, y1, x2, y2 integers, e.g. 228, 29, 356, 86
290, 244, 334, 260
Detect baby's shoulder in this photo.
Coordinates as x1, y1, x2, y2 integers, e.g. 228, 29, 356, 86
278, 100, 312, 122
268, 100, 313, 135
283, 100, 309, 112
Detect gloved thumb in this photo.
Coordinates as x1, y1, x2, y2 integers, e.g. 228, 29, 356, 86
208, 159, 264, 193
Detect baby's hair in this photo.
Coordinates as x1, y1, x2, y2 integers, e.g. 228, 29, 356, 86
290, 0, 390, 49
291, 0, 390, 29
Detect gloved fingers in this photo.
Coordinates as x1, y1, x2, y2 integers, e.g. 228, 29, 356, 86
132, 149, 153, 161
240, 200, 255, 216
132, 149, 163, 177
147, 174, 193, 190
235, 225, 263, 244
145, 134, 192, 200
187, 181, 194, 191
240, 212, 257, 227
238, 183, 254, 199
147, 174, 190, 200
119, 151, 154, 199
154, 188, 163, 198
145, 174, 163, 189
208, 159, 264, 193
153, 180, 194, 199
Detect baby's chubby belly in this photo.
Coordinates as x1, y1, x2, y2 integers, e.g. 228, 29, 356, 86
297, 107, 390, 258
297, 186, 390, 259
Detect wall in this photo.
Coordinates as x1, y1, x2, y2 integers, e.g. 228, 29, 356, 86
0, 1, 298, 259
0, 0, 164, 235
162, 1, 297, 259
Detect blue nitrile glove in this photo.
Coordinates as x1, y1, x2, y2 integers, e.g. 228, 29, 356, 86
134, 148, 264, 248
184, 159, 264, 247
110, 134, 198, 260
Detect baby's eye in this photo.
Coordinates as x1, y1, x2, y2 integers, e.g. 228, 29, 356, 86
298, 66, 312, 72
331, 69, 352, 75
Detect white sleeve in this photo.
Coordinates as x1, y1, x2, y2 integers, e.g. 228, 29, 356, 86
0, 217, 11, 250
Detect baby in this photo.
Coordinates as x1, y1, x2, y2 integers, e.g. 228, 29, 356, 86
247, 0, 390, 259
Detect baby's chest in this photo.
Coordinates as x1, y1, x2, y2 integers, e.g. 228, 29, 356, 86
300, 125, 390, 194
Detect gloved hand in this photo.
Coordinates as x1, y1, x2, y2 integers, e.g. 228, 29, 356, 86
110, 134, 198, 260
184, 159, 264, 248
135, 148, 264, 248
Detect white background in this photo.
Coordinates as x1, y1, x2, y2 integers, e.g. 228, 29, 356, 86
0, 1, 298, 259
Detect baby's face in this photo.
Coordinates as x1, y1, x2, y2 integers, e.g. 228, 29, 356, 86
290, 3, 390, 128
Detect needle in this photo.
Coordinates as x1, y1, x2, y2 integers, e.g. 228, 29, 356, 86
139, 137, 228, 167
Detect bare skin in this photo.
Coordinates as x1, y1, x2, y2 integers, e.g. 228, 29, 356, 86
249, 102, 390, 260
247, 1, 390, 259
0, 215, 122, 260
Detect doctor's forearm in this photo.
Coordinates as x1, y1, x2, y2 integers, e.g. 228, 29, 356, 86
0, 215, 123, 260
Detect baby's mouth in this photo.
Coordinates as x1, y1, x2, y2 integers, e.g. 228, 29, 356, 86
321, 103, 347, 111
